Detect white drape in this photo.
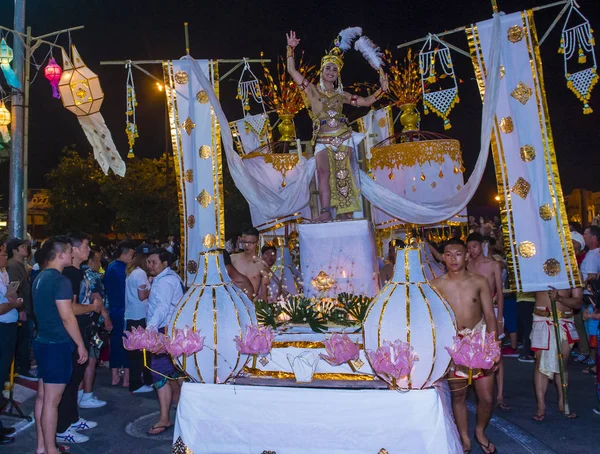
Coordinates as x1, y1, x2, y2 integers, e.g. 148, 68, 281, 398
186, 57, 316, 220
359, 14, 501, 225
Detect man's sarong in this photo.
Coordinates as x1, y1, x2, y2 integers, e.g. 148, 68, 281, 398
530, 307, 579, 379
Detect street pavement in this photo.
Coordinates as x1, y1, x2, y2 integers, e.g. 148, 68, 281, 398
2, 355, 599, 453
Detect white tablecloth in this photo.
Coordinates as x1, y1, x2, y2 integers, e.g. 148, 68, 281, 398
173, 382, 462, 454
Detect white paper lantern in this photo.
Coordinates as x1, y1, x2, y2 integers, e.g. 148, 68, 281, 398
363, 243, 457, 389
167, 252, 256, 384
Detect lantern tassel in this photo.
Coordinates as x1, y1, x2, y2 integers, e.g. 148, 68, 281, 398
78, 112, 126, 177
51, 86, 61, 99
0, 125, 10, 143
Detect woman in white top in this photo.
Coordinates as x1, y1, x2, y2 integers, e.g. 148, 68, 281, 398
124, 244, 153, 393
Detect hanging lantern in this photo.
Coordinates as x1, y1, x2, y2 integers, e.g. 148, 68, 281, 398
0, 100, 11, 143
44, 57, 62, 98
59, 45, 125, 176
58, 46, 104, 116
0, 38, 20, 89
0, 100, 10, 126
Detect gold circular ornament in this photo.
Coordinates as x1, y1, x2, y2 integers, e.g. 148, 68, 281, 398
389, 172, 394, 180
203, 233, 216, 249
500, 117, 514, 134
187, 260, 198, 274
507, 25, 525, 43
543, 258, 561, 277
378, 117, 387, 128
199, 145, 212, 159
184, 169, 194, 183
539, 204, 555, 221
187, 215, 195, 229
518, 241, 536, 258
196, 90, 209, 104
174, 70, 189, 85
520, 145, 536, 162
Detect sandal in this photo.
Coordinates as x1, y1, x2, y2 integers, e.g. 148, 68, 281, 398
531, 413, 545, 421
147, 424, 173, 436
475, 434, 497, 454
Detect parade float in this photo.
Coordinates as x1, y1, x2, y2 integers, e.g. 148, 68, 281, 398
113, 0, 594, 452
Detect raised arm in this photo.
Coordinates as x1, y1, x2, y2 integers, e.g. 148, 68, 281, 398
286, 31, 305, 86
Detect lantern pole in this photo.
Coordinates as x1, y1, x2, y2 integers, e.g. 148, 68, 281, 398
8, 0, 26, 238
1, 17, 83, 239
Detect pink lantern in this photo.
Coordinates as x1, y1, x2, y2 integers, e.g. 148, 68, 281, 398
44, 57, 62, 98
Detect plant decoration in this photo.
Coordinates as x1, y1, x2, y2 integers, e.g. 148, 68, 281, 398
254, 299, 282, 329
351, 48, 424, 107
337, 292, 373, 325
280, 295, 327, 333
260, 53, 317, 115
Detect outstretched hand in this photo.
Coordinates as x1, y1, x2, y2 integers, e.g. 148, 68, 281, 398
286, 30, 300, 48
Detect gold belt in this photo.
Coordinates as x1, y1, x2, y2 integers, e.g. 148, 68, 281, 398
316, 129, 352, 147
533, 308, 573, 319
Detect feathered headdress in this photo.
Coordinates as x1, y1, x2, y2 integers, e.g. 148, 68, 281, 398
321, 26, 363, 71
354, 35, 384, 70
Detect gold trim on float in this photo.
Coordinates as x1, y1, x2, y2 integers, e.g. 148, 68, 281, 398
242, 368, 375, 381
210, 61, 226, 250
418, 284, 436, 389
523, 11, 580, 287
271, 341, 365, 349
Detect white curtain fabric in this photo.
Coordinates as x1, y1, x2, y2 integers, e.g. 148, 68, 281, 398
174, 382, 463, 453
186, 57, 316, 220
78, 113, 126, 177
229, 113, 271, 155
359, 14, 501, 225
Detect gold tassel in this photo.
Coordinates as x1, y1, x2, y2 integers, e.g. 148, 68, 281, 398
558, 36, 565, 54
427, 73, 436, 83
584, 104, 593, 114
438, 169, 444, 179
444, 118, 451, 130
578, 48, 587, 64
388, 172, 394, 180
453, 165, 459, 174
420, 172, 426, 181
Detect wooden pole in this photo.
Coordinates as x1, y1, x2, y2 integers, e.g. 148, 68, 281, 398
550, 296, 570, 415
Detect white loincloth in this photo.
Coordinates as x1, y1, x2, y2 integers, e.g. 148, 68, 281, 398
530, 308, 579, 379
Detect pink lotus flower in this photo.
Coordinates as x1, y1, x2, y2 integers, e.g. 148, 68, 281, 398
366, 340, 418, 381
234, 324, 274, 355
123, 326, 146, 351
166, 327, 205, 357
445, 331, 501, 370
320, 333, 360, 366
123, 326, 168, 354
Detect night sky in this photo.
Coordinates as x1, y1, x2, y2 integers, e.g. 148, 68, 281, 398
0, 0, 598, 214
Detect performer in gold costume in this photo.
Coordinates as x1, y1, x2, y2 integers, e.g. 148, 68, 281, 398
286, 29, 388, 221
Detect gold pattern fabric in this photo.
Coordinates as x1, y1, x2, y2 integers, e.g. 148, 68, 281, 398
196, 190, 213, 208
511, 177, 531, 200
202, 234, 216, 249
187, 260, 198, 274
182, 117, 195, 136
187, 215, 195, 229
539, 204, 555, 221
520, 145, 536, 162
518, 241, 536, 258
507, 25, 525, 43
199, 145, 211, 159
511, 82, 533, 105
174, 70, 189, 85
196, 90, 208, 103
371, 139, 462, 170
543, 258, 561, 277
499, 116, 514, 134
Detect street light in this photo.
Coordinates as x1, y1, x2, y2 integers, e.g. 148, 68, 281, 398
494, 195, 500, 202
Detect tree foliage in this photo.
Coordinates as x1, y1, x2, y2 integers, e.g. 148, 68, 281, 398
46, 147, 251, 239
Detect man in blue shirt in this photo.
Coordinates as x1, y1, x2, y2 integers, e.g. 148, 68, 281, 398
33, 236, 88, 454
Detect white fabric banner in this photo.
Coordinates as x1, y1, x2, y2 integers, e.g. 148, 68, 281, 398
467, 11, 580, 291
358, 14, 502, 225
173, 382, 462, 453
356, 105, 394, 157
163, 59, 224, 285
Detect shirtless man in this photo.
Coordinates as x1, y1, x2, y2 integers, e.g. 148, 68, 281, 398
230, 227, 268, 298
223, 251, 254, 299
531, 286, 582, 420
466, 232, 508, 411
433, 238, 498, 454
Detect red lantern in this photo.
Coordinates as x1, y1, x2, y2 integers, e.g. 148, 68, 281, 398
44, 57, 62, 98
